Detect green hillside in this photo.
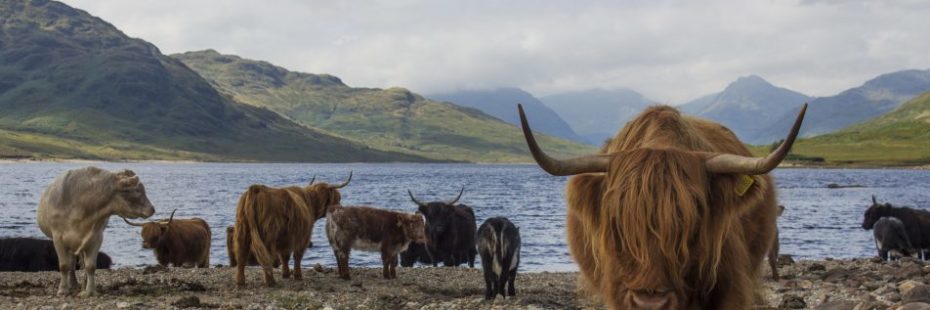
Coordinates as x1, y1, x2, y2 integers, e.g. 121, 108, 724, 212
0, 0, 423, 162
783, 92, 930, 165
173, 50, 595, 162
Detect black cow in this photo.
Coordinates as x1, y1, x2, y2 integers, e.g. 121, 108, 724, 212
0, 237, 113, 272
873, 217, 914, 261
863, 195, 930, 260
404, 187, 477, 267
477, 217, 521, 300
400, 243, 434, 267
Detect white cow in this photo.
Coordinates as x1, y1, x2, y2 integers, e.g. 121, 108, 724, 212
37, 167, 155, 297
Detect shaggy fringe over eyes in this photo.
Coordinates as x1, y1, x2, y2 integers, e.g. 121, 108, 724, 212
597, 148, 719, 293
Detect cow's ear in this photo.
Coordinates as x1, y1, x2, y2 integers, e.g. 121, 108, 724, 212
119, 176, 140, 189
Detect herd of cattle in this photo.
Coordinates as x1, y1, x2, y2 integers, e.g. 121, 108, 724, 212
1, 103, 928, 309
2, 167, 522, 300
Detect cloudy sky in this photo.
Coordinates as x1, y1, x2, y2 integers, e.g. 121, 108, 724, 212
63, 0, 930, 103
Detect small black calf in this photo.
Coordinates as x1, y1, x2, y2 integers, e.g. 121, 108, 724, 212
477, 217, 521, 300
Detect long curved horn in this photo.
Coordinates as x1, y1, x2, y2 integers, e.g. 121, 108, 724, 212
408, 190, 426, 207
160, 209, 177, 233
308, 176, 316, 186
333, 171, 352, 189
872, 195, 877, 204
447, 186, 464, 205
122, 217, 145, 227
704, 103, 808, 175
518, 104, 611, 176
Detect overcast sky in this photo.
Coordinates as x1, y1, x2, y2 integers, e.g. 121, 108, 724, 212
62, 0, 930, 103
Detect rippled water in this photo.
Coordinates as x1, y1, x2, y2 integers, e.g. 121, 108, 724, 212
1, 163, 928, 272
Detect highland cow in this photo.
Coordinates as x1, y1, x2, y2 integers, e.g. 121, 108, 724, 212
405, 187, 477, 267
124, 210, 211, 268
0, 237, 112, 272
863, 195, 930, 260
872, 216, 914, 261
325, 205, 427, 279
477, 217, 521, 300
518, 103, 806, 309
234, 173, 350, 286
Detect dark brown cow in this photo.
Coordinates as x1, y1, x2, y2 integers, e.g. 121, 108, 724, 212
124, 210, 211, 268
325, 205, 427, 280
519, 103, 806, 309
234, 173, 350, 286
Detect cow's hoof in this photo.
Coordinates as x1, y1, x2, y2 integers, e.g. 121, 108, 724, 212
77, 291, 95, 298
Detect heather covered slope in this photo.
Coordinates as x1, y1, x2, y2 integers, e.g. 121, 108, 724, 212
0, 0, 426, 162
789, 91, 930, 165
174, 50, 596, 162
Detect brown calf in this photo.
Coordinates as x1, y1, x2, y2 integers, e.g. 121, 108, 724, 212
325, 205, 427, 280
234, 173, 350, 286
125, 210, 211, 268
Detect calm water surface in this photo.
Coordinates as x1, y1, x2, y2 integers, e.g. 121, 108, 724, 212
1, 163, 928, 272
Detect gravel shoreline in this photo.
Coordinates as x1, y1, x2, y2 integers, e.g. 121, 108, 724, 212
3, 257, 930, 309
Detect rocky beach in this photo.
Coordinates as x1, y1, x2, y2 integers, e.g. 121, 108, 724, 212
3, 257, 930, 309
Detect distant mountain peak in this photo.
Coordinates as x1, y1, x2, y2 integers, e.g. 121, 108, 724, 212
726, 75, 774, 91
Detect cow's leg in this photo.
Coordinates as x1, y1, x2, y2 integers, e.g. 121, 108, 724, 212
292, 247, 306, 280
334, 247, 351, 280
52, 236, 76, 296
880, 249, 889, 262
235, 239, 250, 286
507, 269, 517, 297
78, 251, 98, 297
280, 252, 291, 279
388, 254, 398, 279
380, 250, 391, 279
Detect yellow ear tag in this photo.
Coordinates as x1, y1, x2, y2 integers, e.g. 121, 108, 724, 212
735, 175, 755, 196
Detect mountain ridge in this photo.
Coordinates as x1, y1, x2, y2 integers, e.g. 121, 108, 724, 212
173, 50, 595, 162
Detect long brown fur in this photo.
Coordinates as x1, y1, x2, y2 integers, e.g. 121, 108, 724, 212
567, 106, 779, 309
140, 218, 211, 267
233, 182, 342, 286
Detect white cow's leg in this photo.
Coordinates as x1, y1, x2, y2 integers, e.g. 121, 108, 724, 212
78, 235, 103, 297
52, 236, 75, 296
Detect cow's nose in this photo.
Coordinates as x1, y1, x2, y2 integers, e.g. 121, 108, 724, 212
631, 290, 671, 310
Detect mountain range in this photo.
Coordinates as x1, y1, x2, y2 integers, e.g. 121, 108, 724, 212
791, 90, 930, 164
0, 0, 592, 162
752, 69, 930, 144
428, 88, 587, 143
0, 0, 423, 162
539, 89, 655, 145
173, 51, 593, 162
678, 75, 811, 144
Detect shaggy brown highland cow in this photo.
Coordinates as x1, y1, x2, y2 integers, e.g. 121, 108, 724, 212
233, 173, 351, 286
519, 103, 806, 309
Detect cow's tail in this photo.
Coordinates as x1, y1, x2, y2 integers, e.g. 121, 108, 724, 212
240, 185, 274, 267
497, 222, 509, 283
483, 222, 502, 276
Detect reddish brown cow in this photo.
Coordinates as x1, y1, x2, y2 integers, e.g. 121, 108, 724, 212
124, 210, 211, 268
325, 205, 427, 280
225, 226, 286, 267
519, 103, 806, 309
234, 173, 351, 286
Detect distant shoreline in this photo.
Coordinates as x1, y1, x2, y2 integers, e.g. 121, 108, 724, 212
2, 157, 929, 170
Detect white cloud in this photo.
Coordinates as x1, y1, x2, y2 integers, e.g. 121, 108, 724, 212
62, 0, 930, 103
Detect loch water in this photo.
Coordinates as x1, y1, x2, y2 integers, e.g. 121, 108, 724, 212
1, 163, 929, 272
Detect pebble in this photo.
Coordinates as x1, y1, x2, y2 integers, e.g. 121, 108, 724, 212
903, 284, 930, 303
